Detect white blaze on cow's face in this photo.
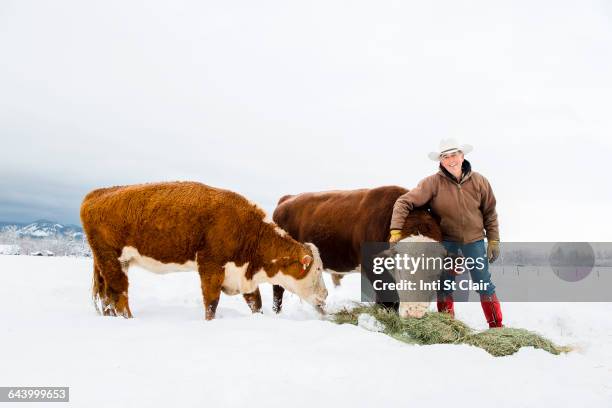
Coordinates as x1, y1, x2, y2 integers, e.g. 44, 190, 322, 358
271, 243, 328, 310
396, 234, 445, 319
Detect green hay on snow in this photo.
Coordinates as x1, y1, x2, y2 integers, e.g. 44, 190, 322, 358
464, 327, 572, 357
331, 304, 571, 357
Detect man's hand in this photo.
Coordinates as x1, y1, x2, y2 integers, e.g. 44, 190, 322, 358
389, 230, 402, 243
487, 240, 500, 263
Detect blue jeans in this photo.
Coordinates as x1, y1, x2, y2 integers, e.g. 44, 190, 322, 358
438, 240, 496, 297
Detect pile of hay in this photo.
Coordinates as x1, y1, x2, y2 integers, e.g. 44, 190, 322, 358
332, 304, 571, 357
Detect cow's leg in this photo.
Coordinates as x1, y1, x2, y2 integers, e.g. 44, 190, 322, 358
94, 250, 132, 318
243, 288, 263, 314
331, 273, 344, 287
197, 258, 224, 320
272, 284, 285, 314
91, 260, 112, 315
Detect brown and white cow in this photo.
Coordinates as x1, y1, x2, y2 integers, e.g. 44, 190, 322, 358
80, 182, 328, 320
269, 186, 444, 318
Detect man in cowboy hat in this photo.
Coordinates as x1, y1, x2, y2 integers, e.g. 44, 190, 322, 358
389, 138, 503, 327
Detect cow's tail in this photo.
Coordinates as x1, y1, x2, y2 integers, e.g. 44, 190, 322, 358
91, 261, 105, 315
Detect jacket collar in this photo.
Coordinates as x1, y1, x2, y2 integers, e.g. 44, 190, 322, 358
438, 159, 472, 184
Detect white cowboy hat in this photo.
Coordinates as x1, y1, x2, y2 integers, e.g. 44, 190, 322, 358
428, 138, 473, 161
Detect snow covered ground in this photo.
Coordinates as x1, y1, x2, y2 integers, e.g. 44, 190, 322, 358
1, 255, 611, 407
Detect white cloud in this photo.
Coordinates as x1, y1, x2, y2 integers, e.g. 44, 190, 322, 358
0, 0, 610, 240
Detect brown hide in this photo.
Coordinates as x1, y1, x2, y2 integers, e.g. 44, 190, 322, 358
269, 186, 442, 313
80, 181, 324, 320
272, 186, 442, 272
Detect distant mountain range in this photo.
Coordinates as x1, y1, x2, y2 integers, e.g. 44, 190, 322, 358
0, 220, 84, 240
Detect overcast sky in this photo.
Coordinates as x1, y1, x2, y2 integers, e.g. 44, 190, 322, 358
1, 0, 611, 241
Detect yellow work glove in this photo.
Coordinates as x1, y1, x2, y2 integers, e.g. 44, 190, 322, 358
389, 230, 402, 243
487, 240, 500, 263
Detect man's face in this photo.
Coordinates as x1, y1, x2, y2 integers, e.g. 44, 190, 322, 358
440, 151, 464, 174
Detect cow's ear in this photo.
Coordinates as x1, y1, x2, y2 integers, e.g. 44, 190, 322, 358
300, 255, 313, 270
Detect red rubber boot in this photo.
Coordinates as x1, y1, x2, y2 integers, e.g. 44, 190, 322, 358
437, 294, 455, 318
480, 293, 503, 328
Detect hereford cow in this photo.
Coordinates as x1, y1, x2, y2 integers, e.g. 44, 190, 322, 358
80, 182, 328, 320
269, 186, 443, 318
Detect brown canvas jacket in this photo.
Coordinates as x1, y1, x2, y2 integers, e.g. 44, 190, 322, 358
390, 161, 499, 243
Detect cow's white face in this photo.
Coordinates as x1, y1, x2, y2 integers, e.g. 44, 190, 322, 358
300, 243, 328, 308
395, 234, 446, 318
271, 243, 328, 311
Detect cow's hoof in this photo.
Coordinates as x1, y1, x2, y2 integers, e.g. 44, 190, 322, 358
102, 306, 116, 317
115, 294, 133, 318
331, 273, 344, 287
100, 296, 132, 318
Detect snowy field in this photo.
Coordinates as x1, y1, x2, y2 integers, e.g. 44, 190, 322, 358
1, 255, 611, 407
